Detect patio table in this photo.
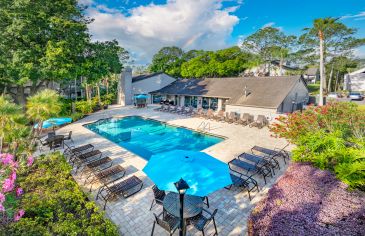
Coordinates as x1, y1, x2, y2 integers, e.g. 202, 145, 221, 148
163, 192, 203, 219
45, 135, 64, 148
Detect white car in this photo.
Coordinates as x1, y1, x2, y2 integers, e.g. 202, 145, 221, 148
348, 92, 363, 101
327, 93, 338, 99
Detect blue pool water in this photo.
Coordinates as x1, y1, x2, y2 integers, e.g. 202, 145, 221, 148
85, 116, 223, 160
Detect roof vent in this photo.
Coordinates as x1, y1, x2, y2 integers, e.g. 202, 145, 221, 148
244, 85, 251, 98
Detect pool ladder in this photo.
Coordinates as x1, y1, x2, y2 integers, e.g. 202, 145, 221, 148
197, 121, 211, 132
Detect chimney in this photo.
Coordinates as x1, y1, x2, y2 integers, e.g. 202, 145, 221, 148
117, 67, 133, 106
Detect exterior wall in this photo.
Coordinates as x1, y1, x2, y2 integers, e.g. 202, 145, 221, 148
117, 67, 133, 106
132, 73, 176, 103
225, 105, 279, 121
279, 78, 309, 113
345, 72, 365, 91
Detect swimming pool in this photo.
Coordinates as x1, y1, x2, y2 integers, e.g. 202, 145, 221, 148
85, 116, 224, 160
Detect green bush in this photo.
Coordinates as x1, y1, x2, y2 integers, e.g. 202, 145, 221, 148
271, 102, 365, 190
75, 100, 94, 114
2, 153, 119, 235
102, 94, 115, 106
59, 98, 73, 115
70, 112, 84, 121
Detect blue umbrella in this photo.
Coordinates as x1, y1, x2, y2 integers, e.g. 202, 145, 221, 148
143, 150, 232, 197
34, 117, 72, 129
135, 94, 148, 99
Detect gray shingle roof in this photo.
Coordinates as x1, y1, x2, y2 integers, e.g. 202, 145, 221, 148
151, 76, 305, 109
132, 72, 164, 83
304, 67, 319, 76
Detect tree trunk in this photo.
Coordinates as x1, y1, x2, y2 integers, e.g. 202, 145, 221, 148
335, 70, 340, 92
319, 31, 325, 106
279, 53, 284, 76
96, 83, 101, 105
16, 86, 26, 105
327, 63, 335, 93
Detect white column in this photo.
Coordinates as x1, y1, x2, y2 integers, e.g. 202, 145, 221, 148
197, 97, 203, 109
180, 96, 185, 106
217, 99, 223, 111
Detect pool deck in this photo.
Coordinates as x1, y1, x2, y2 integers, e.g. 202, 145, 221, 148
54, 105, 291, 236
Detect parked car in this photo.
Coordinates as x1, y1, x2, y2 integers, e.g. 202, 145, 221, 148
327, 92, 338, 99
348, 92, 363, 101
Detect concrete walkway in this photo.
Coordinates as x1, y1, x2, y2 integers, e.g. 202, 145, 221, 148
53, 105, 290, 236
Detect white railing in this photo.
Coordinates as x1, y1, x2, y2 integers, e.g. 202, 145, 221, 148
197, 121, 211, 132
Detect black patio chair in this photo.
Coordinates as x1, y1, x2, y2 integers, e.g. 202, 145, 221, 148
37, 137, 49, 152
238, 152, 279, 176
251, 144, 290, 164
97, 175, 143, 210
190, 208, 218, 236
201, 196, 209, 208
151, 211, 179, 236
50, 136, 64, 151
70, 149, 102, 170
82, 156, 113, 179
150, 185, 166, 210
48, 131, 55, 138
89, 165, 126, 191
63, 131, 73, 143
228, 158, 272, 184
63, 143, 94, 161
226, 170, 259, 201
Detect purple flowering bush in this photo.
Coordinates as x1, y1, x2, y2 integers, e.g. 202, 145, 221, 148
248, 163, 365, 236
0, 153, 33, 225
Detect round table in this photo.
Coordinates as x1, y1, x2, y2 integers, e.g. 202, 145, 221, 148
163, 192, 203, 219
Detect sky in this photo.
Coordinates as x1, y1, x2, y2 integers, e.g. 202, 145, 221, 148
79, 0, 365, 64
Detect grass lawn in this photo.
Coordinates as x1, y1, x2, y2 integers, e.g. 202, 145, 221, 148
307, 83, 320, 95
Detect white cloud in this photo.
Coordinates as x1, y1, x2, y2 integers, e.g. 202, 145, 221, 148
261, 22, 283, 31
354, 46, 365, 59
261, 22, 275, 29
84, 0, 241, 63
341, 11, 365, 20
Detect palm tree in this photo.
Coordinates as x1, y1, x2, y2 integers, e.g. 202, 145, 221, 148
313, 17, 338, 106
26, 89, 62, 136
0, 96, 22, 152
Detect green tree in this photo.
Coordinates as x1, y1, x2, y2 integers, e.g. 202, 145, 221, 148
0, 96, 22, 152
26, 89, 62, 136
181, 46, 256, 78
240, 27, 296, 75
150, 46, 185, 77
0, 0, 90, 104
299, 18, 365, 102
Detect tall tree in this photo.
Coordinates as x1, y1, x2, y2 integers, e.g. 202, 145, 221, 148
150, 46, 185, 77
0, 0, 90, 104
240, 27, 296, 75
300, 17, 365, 103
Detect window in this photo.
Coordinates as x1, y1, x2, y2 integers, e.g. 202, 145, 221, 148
210, 98, 218, 110
152, 95, 163, 104
202, 97, 209, 109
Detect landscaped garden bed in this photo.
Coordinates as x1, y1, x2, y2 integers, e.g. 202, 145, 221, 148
248, 162, 365, 235
1, 153, 119, 236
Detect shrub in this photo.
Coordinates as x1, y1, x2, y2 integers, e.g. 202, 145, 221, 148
248, 162, 365, 235
270, 102, 365, 190
1, 153, 118, 235
75, 100, 94, 114
102, 94, 115, 106
70, 112, 84, 122
59, 98, 73, 115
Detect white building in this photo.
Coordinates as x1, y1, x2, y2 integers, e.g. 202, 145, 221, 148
243, 61, 299, 77
150, 76, 309, 117
117, 67, 176, 106
303, 67, 319, 84
344, 67, 365, 91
